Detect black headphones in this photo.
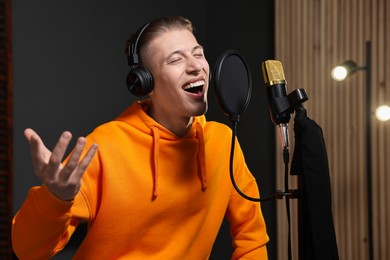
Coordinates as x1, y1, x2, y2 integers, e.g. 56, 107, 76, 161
126, 23, 154, 97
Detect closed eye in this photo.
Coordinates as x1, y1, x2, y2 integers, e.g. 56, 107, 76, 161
194, 53, 204, 58
167, 57, 182, 64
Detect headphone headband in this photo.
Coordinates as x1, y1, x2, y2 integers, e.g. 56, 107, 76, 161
128, 23, 150, 67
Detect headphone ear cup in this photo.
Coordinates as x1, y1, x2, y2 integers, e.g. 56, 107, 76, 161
126, 67, 154, 97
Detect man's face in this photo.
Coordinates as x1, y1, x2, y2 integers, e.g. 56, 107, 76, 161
143, 29, 210, 121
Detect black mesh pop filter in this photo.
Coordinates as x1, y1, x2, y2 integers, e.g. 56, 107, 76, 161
213, 50, 265, 202
213, 50, 252, 120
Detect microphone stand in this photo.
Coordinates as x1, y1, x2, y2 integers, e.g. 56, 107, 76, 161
226, 89, 308, 260
278, 124, 294, 260
289, 105, 306, 260
273, 90, 308, 260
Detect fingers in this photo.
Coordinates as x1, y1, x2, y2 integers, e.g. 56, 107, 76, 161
61, 137, 88, 177
70, 142, 99, 181
61, 139, 98, 186
46, 131, 73, 175
23, 128, 98, 201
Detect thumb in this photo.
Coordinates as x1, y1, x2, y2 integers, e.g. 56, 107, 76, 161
24, 128, 51, 165
24, 128, 39, 143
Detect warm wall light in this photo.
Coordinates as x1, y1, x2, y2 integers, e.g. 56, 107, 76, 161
331, 47, 390, 123
330, 66, 347, 81
375, 105, 390, 122
331, 60, 364, 81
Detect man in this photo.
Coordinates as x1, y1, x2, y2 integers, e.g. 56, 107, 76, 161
12, 15, 269, 259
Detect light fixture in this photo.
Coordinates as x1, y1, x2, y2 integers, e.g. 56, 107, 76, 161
375, 105, 390, 122
331, 41, 374, 260
331, 60, 365, 81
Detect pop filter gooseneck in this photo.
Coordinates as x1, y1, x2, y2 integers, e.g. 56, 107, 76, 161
213, 50, 273, 202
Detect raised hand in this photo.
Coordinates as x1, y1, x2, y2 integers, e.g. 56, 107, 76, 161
24, 128, 98, 201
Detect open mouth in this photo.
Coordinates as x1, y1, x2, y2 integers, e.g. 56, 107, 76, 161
183, 80, 205, 94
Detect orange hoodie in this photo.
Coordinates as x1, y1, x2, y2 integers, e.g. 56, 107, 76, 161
12, 100, 269, 259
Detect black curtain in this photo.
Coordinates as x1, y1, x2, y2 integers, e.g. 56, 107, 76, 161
291, 107, 339, 260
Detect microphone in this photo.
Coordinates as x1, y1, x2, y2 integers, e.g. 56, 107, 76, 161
261, 60, 291, 150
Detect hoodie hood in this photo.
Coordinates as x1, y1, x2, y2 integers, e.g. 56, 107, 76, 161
115, 100, 207, 199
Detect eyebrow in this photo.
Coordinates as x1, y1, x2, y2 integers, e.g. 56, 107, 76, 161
166, 45, 204, 60
193, 45, 204, 52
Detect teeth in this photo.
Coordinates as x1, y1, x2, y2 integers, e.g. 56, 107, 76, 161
183, 80, 205, 90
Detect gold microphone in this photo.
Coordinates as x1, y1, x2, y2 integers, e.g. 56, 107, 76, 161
262, 60, 287, 87
261, 60, 290, 150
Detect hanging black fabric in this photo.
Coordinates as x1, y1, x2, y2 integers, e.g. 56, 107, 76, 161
290, 107, 339, 260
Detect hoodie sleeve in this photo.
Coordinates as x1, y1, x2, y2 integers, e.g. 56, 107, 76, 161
12, 185, 89, 259
226, 139, 269, 259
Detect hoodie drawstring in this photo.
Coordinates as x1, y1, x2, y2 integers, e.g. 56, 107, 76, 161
195, 122, 207, 190
150, 122, 207, 199
151, 126, 160, 198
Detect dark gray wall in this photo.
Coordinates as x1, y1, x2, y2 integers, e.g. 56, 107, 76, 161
205, 1, 276, 259
12, 0, 276, 259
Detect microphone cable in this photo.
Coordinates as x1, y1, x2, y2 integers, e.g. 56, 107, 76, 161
228, 117, 293, 260
228, 118, 275, 202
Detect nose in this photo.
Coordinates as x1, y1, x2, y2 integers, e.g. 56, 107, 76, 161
187, 56, 203, 73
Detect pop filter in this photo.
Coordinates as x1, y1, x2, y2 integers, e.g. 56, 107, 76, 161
213, 50, 265, 202
213, 50, 252, 121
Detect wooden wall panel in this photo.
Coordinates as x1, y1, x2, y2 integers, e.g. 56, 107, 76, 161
275, 0, 389, 259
